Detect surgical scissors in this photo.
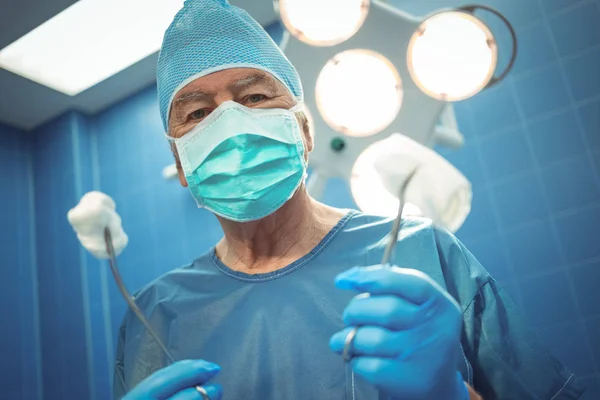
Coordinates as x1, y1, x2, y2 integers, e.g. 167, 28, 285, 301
104, 228, 211, 400
343, 169, 417, 363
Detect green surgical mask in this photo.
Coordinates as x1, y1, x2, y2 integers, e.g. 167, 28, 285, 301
167, 101, 307, 222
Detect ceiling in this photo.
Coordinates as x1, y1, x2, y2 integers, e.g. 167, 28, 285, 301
0, 0, 278, 131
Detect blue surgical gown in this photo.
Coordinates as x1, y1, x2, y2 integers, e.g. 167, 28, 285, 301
113, 212, 585, 399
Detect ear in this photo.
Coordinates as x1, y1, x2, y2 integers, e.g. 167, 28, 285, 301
170, 142, 188, 187
177, 165, 188, 187
298, 112, 313, 153
304, 120, 314, 153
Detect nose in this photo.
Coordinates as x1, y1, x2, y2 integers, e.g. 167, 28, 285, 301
214, 92, 236, 108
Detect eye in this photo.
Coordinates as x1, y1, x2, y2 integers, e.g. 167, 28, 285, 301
189, 109, 207, 121
247, 94, 267, 104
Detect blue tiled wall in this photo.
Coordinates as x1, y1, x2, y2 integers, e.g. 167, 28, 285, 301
394, 0, 600, 396
0, 124, 42, 400
31, 112, 94, 399
2, 2, 600, 398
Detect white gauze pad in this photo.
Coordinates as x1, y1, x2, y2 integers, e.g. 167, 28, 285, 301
67, 191, 129, 260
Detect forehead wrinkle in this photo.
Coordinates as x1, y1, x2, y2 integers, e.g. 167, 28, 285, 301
228, 73, 280, 92
229, 73, 264, 88
174, 89, 212, 104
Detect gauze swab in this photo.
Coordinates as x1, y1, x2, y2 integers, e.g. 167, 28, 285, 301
67, 192, 211, 400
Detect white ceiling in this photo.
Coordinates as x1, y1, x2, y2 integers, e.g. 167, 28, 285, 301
0, 0, 278, 131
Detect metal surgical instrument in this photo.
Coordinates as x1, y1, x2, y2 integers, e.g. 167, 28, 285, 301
104, 228, 211, 400
342, 169, 417, 363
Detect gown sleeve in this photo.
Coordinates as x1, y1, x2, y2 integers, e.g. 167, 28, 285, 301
434, 228, 586, 399
113, 316, 128, 400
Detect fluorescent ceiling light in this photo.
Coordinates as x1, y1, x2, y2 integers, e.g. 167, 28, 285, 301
0, 0, 184, 96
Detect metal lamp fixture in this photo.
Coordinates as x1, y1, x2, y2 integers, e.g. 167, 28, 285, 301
275, 0, 517, 232
407, 5, 518, 101
161, 1, 517, 233
316, 49, 404, 137
275, 0, 370, 47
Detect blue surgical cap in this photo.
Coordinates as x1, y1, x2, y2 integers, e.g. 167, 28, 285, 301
157, 0, 304, 130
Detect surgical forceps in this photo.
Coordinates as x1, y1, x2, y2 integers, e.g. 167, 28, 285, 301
342, 169, 417, 363
104, 228, 211, 400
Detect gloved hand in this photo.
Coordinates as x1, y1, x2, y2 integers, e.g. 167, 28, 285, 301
123, 360, 223, 400
329, 265, 468, 400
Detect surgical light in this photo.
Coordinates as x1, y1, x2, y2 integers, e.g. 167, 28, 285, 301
408, 11, 496, 101
0, 0, 184, 96
316, 49, 403, 137
275, 0, 370, 47
407, 6, 517, 102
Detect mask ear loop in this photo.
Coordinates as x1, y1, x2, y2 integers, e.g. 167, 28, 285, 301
164, 132, 176, 142
289, 102, 305, 113
288, 102, 310, 171
162, 124, 207, 207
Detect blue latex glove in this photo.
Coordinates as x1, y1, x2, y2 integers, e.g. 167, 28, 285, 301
123, 360, 223, 400
330, 265, 469, 400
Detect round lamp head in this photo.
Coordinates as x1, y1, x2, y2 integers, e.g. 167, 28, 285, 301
407, 10, 498, 101
316, 49, 403, 137
276, 0, 370, 47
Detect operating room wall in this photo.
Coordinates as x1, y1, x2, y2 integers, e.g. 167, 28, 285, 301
0, 124, 42, 400
31, 112, 96, 400
393, 0, 600, 396
18, 4, 600, 400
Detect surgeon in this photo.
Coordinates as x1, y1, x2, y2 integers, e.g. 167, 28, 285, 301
113, 1, 584, 399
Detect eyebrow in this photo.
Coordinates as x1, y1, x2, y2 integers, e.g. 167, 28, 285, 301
227, 73, 278, 92
174, 89, 211, 105
170, 73, 284, 126
174, 73, 279, 105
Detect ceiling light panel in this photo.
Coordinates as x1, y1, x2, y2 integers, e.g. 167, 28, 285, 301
0, 0, 184, 96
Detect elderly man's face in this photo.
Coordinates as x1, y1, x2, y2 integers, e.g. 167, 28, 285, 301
168, 68, 312, 187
